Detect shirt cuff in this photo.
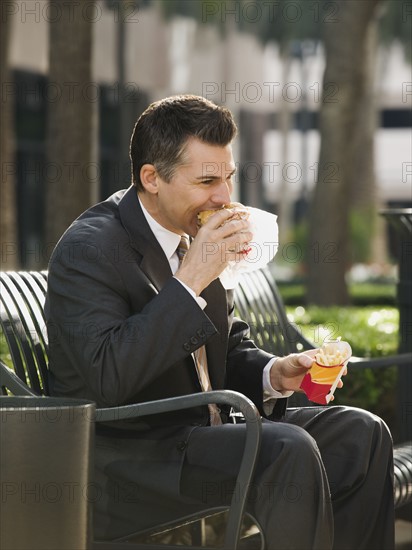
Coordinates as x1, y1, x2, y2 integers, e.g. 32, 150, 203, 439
173, 277, 207, 310
262, 358, 294, 416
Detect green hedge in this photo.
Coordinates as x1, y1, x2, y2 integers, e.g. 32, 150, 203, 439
278, 282, 396, 306
0, 332, 13, 369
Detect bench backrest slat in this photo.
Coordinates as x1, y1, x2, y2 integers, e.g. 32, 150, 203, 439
0, 272, 48, 394
234, 266, 313, 356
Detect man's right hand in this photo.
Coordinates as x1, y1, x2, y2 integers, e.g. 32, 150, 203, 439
175, 208, 252, 295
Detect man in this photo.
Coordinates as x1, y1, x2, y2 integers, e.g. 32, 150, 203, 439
45, 95, 394, 549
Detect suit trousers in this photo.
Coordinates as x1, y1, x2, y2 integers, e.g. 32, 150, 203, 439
181, 405, 395, 550
93, 406, 394, 550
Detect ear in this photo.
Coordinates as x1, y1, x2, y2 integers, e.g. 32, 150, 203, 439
140, 164, 159, 195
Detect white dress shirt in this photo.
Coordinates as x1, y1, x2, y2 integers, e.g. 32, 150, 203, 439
139, 199, 292, 412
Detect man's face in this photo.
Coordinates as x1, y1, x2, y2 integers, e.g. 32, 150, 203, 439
146, 138, 236, 237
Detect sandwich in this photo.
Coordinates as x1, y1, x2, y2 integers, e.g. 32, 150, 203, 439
197, 202, 249, 227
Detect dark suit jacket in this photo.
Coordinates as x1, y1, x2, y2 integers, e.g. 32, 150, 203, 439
45, 186, 286, 429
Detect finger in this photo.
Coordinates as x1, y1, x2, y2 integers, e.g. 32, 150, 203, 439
225, 238, 253, 255
223, 247, 254, 263
203, 208, 239, 228
219, 218, 251, 238
303, 348, 319, 358
297, 354, 314, 369
221, 231, 253, 254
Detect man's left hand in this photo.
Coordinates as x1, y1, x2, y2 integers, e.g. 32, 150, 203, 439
270, 350, 347, 397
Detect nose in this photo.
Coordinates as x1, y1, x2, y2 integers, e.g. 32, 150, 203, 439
211, 179, 232, 206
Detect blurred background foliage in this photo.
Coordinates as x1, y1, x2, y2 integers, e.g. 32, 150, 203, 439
160, 0, 411, 55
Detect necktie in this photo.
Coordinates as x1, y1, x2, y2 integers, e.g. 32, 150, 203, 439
176, 234, 190, 264
177, 236, 222, 426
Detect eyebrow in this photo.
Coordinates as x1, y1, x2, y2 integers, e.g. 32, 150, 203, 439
196, 168, 237, 180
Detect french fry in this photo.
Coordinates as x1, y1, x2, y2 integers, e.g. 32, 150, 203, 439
314, 340, 351, 366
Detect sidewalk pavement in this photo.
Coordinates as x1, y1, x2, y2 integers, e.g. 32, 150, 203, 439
395, 519, 412, 549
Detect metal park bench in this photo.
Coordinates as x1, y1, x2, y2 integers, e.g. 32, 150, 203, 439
0, 270, 262, 550
1, 268, 411, 548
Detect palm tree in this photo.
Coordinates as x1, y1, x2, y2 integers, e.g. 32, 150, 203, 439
45, 0, 96, 251
0, 1, 18, 269
306, 0, 382, 305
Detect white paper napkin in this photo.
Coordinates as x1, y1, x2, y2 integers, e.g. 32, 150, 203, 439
219, 207, 279, 289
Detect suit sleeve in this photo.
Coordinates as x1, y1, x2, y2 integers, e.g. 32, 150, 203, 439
46, 242, 217, 407
225, 299, 287, 419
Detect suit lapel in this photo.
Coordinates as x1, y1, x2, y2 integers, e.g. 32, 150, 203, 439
202, 279, 229, 389
118, 187, 172, 291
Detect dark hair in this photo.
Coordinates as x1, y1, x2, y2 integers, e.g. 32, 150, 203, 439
129, 95, 237, 191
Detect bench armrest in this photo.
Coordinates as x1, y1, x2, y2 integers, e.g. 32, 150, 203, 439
348, 352, 412, 370
0, 360, 38, 396
96, 390, 262, 550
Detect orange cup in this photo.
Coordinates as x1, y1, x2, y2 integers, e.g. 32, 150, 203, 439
300, 340, 352, 404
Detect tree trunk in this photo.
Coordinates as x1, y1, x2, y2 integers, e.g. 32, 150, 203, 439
306, 0, 381, 305
277, 48, 294, 241
45, 0, 96, 252
351, 16, 388, 266
0, 2, 18, 269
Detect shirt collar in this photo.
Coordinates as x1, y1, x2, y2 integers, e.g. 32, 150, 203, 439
138, 197, 183, 264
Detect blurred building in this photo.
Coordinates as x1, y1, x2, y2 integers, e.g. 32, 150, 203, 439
5, 0, 412, 263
